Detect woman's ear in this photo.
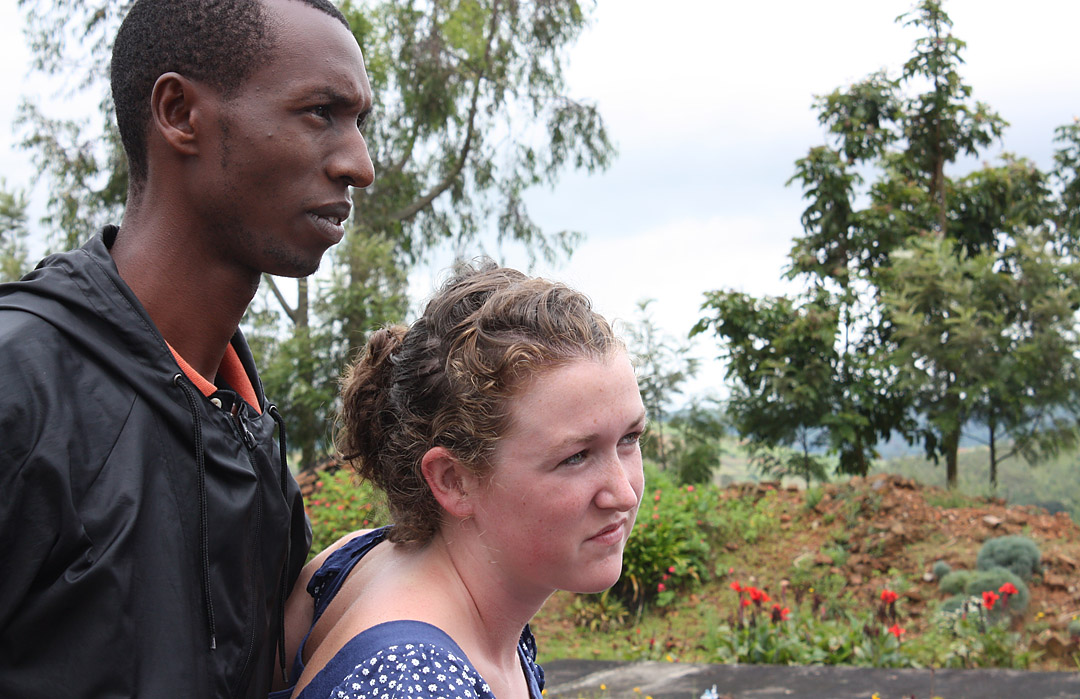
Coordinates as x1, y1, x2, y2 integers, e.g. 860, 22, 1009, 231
421, 446, 478, 520
149, 72, 201, 157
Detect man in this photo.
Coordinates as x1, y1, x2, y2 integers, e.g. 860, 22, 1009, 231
0, 0, 374, 695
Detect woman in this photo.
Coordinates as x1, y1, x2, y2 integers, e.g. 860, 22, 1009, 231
274, 261, 645, 699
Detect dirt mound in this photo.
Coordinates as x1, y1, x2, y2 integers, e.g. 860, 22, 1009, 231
722, 473, 1080, 664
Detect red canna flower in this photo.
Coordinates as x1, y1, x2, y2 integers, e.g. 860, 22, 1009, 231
730, 581, 742, 593
741, 599, 751, 608
999, 582, 1018, 597
657, 583, 666, 593
880, 589, 899, 605
770, 603, 791, 622
888, 624, 905, 639
668, 566, 676, 574
983, 590, 1000, 610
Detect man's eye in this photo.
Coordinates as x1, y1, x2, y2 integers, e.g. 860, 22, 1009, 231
310, 105, 331, 119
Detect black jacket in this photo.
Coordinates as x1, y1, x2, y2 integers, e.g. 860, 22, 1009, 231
0, 228, 311, 698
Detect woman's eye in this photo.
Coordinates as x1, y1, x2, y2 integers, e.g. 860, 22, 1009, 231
561, 450, 587, 466
619, 432, 642, 447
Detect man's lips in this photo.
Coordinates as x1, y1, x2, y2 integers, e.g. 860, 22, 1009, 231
309, 201, 352, 226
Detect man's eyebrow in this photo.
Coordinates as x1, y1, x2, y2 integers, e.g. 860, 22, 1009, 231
302, 87, 369, 107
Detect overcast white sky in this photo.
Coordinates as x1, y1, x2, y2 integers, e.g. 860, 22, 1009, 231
2, 0, 1078, 401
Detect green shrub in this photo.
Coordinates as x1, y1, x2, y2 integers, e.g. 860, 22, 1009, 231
1068, 619, 1080, 638
909, 601, 1035, 669
976, 535, 1042, 581
932, 560, 952, 580
569, 591, 628, 632
939, 570, 974, 595
615, 467, 715, 608
305, 468, 392, 558
965, 567, 1029, 615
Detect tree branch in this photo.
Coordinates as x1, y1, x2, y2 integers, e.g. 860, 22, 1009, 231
388, 0, 500, 223
263, 274, 299, 325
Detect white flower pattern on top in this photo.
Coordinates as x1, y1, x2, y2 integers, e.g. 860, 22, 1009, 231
329, 642, 490, 699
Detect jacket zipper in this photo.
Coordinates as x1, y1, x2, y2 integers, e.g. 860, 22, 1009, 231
228, 406, 263, 698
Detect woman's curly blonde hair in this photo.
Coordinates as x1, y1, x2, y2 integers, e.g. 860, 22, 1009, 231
337, 259, 621, 546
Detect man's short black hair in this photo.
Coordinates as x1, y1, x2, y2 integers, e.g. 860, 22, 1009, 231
111, 0, 349, 188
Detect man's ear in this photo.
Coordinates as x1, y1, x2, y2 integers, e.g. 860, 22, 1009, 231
149, 72, 202, 157
421, 446, 478, 520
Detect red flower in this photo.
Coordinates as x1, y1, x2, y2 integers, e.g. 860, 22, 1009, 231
741, 599, 751, 608
983, 590, 1000, 610
730, 581, 743, 593
668, 566, 676, 574
888, 624, 905, 639
999, 582, 1018, 597
771, 603, 791, 622
657, 582, 667, 593
748, 587, 771, 604
880, 589, 899, 605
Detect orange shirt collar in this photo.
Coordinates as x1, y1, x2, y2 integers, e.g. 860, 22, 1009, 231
168, 342, 262, 415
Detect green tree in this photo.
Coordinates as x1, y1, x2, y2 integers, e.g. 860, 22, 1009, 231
668, 396, 727, 485
11, 0, 614, 469
624, 299, 699, 470
693, 0, 1080, 488
0, 183, 31, 282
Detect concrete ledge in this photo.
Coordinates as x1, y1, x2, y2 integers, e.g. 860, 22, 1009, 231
541, 659, 1080, 699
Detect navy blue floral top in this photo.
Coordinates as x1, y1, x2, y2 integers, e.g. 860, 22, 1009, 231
270, 528, 545, 699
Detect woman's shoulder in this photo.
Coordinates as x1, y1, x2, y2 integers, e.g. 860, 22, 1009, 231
296, 620, 492, 699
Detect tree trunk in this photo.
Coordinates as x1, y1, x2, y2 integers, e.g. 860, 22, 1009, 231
944, 427, 959, 489
988, 421, 998, 491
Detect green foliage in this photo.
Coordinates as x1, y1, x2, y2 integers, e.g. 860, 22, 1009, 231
693, 0, 1080, 488
668, 397, 727, 485
0, 182, 31, 282
906, 600, 1036, 669
568, 591, 628, 633
305, 468, 392, 559
606, 467, 782, 611
623, 299, 700, 472
976, 535, 1042, 581
613, 468, 714, 609
938, 569, 973, 595
1068, 619, 1080, 638
932, 560, 952, 580
965, 567, 1029, 615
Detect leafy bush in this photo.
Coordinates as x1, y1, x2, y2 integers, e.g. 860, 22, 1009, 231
932, 560, 952, 580
907, 600, 1035, 669
976, 535, 1042, 581
569, 591, 628, 632
965, 567, 1029, 615
1068, 619, 1080, 638
305, 468, 392, 558
614, 467, 715, 608
939, 570, 974, 596
939, 569, 1028, 617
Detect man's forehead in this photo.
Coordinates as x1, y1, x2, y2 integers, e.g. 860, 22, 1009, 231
253, 0, 369, 95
